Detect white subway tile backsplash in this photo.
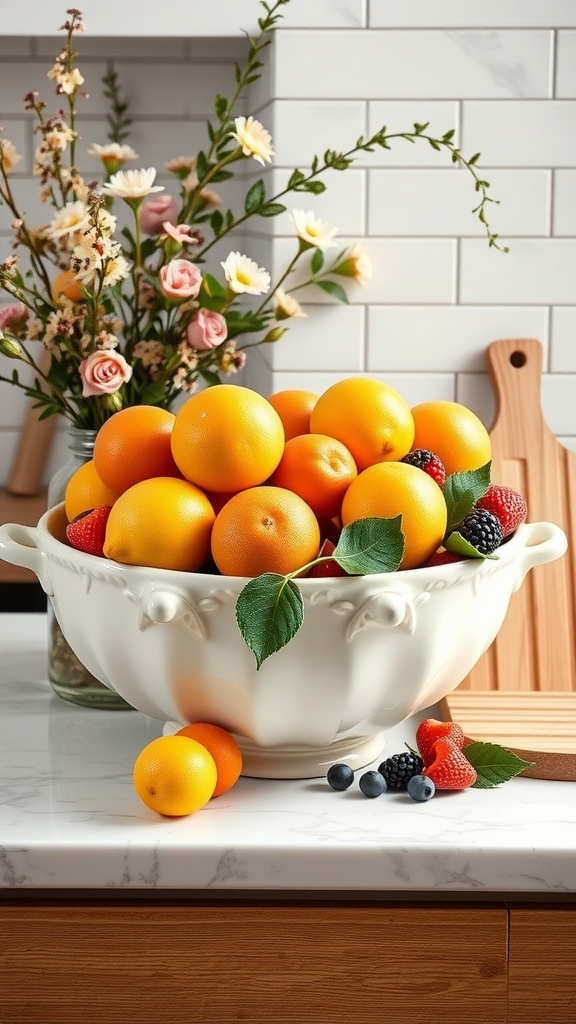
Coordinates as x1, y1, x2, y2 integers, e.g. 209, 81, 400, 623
553, 170, 576, 235
268, 100, 366, 168
367, 306, 549, 372
352, 238, 457, 304
460, 239, 576, 304
248, 168, 366, 238
455, 372, 496, 429
551, 308, 576, 371
0, 38, 33, 57
370, 1, 576, 28
113, 61, 236, 119
542, 374, 576, 435
556, 31, 576, 97
0, 60, 107, 115
274, 30, 553, 99
462, 101, 576, 166
368, 169, 550, 236
268, 305, 365, 373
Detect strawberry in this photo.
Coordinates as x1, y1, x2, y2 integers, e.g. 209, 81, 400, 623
401, 448, 446, 487
423, 736, 477, 790
421, 549, 463, 568
416, 717, 465, 765
65, 505, 112, 557
476, 484, 527, 538
306, 539, 348, 578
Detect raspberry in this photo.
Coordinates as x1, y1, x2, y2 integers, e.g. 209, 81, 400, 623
401, 448, 446, 487
378, 751, 424, 789
453, 508, 503, 555
476, 484, 528, 538
416, 718, 465, 766
423, 737, 477, 791
65, 505, 112, 557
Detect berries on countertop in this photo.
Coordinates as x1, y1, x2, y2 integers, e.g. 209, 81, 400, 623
378, 750, 424, 790
65, 505, 112, 558
359, 770, 387, 798
452, 507, 503, 555
416, 718, 466, 766
423, 736, 477, 790
476, 484, 528, 538
326, 763, 354, 791
407, 774, 436, 802
401, 448, 446, 487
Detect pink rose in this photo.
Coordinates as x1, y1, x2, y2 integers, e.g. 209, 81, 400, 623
140, 194, 179, 235
0, 302, 29, 334
186, 308, 228, 351
79, 350, 133, 397
160, 259, 202, 300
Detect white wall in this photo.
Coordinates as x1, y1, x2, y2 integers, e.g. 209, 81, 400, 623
1, 0, 575, 484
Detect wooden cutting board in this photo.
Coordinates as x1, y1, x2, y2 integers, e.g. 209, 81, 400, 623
442, 338, 576, 778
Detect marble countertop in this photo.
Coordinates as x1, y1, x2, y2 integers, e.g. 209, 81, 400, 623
1, 612, 575, 895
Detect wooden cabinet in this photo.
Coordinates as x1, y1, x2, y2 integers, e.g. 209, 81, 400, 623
1, 900, 574, 1024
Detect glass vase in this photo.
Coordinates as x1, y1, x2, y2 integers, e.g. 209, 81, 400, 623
47, 426, 132, 710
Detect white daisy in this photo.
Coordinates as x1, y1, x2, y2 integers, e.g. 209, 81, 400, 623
48, 201, 90, 240
220, 251, 270, 295
88, 142, 138, 165
101, 167, 164, 201
290, 209, 338, 252
273, 289, 307, 320
229, 116, 274, 166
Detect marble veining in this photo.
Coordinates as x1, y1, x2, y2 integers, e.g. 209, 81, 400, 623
1, 613, 575, 893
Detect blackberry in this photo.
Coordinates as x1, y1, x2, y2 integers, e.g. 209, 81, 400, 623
378, 751, 424, 790
401, 448, 446, 487
454, 508, 503, 555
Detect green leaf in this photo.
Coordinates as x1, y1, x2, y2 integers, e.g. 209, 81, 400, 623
201, 273, 226, 299
442, 462, 491, 536
214, 93, 228, 120
236, 573, 304, 670
195, 150, 209, 180
287, 168, 306, 189
315, 279, 349, 304
210, 209, 224, 236
297, 180, 326, 195
444, 530, 498, 560
258, 202, 287, 217
310, 249, 324, 275
245, 178, 266, 213
199, 368, 222, 387
333, 517, 404, 575
465, 741, 535, 789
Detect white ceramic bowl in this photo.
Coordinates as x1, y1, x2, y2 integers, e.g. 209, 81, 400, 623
0, 506, 567, 778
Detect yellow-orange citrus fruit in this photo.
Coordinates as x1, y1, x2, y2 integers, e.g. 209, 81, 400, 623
133, 735, 217, 817
93, 405, 180, 495
341, 461, 448, 570
410, 400, 492, 477
270, 433, 357, 521
51, 268, 84, 304
103, 476, 215, 571
64, 459, 120, 522
175, 723, 243, 797
266, 389, 319, 440
211, 485, 321, 577
309, 377, 415, 471
171, 384, 285, 493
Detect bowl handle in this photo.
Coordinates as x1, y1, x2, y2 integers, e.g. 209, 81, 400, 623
513, 521, 568, 591
0, 522, 54, 595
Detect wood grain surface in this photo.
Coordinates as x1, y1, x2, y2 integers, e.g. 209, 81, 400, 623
461, 338, 576, 694
0, 901, 508, 1024
508, 906, 576, 1024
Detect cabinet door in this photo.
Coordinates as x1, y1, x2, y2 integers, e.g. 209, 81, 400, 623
509, 905, 576, 1024
1, 901, 507, 1024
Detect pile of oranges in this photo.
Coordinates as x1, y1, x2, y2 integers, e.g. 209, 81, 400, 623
64, 377, 492, 576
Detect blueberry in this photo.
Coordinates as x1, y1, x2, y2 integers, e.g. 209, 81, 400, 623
327, 763, 354, 791
407, 774, 436, 802
359, 770, 387, 798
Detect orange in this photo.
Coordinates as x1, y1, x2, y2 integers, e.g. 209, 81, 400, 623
341, 461, 448, 570
52, 268, 84, 304
267, 389, 319, 440
64, 459, 120, 522
410, 400, 492, 477
309, 377, 415, 472
175, 723, 243, 797
103, 476, 215, 571
270, 433, 357, 520
170, 384, 285, 493
133, 735, 217, 817
211, 485, 321, 577
93, 405, 180, 495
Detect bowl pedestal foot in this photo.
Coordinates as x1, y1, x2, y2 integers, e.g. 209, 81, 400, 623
236, 731, 387, 780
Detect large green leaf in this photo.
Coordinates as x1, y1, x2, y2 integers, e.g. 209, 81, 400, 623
236, 574, 304, 670
465, 741, 534, 788
333, 517, 404, 575
442, 462, 491, 536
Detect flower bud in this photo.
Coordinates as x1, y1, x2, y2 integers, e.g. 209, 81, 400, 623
263, 326, 288, 343
0, 332, 26, 360
103, 392, 123, 412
